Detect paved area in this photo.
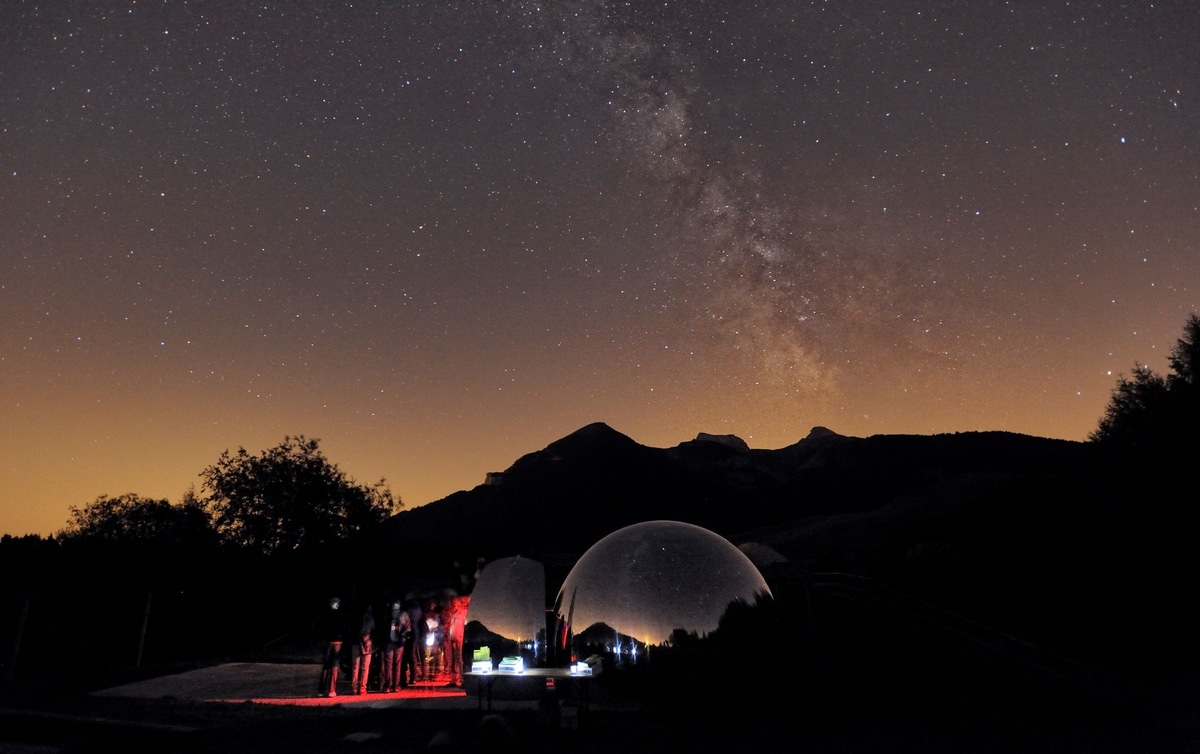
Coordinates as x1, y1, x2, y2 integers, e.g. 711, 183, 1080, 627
88, 663, 563, 711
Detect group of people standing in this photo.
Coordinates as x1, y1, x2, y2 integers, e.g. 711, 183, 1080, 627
315, 593, 467, 697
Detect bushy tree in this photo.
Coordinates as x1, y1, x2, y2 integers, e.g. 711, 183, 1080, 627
58, 492, 211, 543
1167, 313, 1200, 388
1090, 363, 1171, 447
1091, 313, 1200, 453
200, 435, 399, 554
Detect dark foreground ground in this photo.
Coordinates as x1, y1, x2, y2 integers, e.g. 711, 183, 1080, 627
0, 685, 1192, 754
0, 700, 1162, 753
1, 651, 1197, 754
4, 582, 1200, 753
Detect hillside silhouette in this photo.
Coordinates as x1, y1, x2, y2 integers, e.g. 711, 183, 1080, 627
380, 421, 1086, 557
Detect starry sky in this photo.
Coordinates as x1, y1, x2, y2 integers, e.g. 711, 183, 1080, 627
2, 1, 1197, 537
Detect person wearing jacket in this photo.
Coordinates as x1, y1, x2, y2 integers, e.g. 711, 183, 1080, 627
349, 604, 375, 695
379, 600, 408, 693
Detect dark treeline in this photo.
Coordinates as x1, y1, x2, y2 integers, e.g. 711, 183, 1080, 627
0, 523, 480, 690
0, 436, 474, 690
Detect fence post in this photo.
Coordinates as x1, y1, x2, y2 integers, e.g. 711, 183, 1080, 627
135, 591, 153, 668
5, 596, 31, 684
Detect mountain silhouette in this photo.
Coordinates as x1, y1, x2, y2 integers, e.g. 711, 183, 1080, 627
380, 422, 1087, 561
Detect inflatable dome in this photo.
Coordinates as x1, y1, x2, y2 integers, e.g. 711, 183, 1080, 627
554, 520, 772, 649
466, 556, 546, 644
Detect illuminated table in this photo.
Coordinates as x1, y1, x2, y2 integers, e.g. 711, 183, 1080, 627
463, 667, 594, 712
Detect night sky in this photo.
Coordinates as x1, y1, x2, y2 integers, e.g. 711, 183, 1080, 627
3, 2, 1197, 536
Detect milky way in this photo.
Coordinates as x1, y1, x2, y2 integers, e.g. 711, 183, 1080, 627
2, 2, 1197, 535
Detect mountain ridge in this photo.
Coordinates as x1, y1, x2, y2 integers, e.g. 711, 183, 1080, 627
380, 422, 1087, 560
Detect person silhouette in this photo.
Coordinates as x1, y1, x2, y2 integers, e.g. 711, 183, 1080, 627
316, 597, 346, 697
380, 600, 406, 692
350, 604, 375, 695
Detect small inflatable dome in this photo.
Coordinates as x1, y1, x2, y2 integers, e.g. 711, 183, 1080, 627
555, 520, 772, 647
466, 556, 546, 643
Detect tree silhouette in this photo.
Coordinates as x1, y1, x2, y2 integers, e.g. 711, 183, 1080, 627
1167, 314, 1200, 388
1091, 313, 1200, 457
58, 492, 211, 544
200, 435, 399, 554
1090, 363, 1171, 447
